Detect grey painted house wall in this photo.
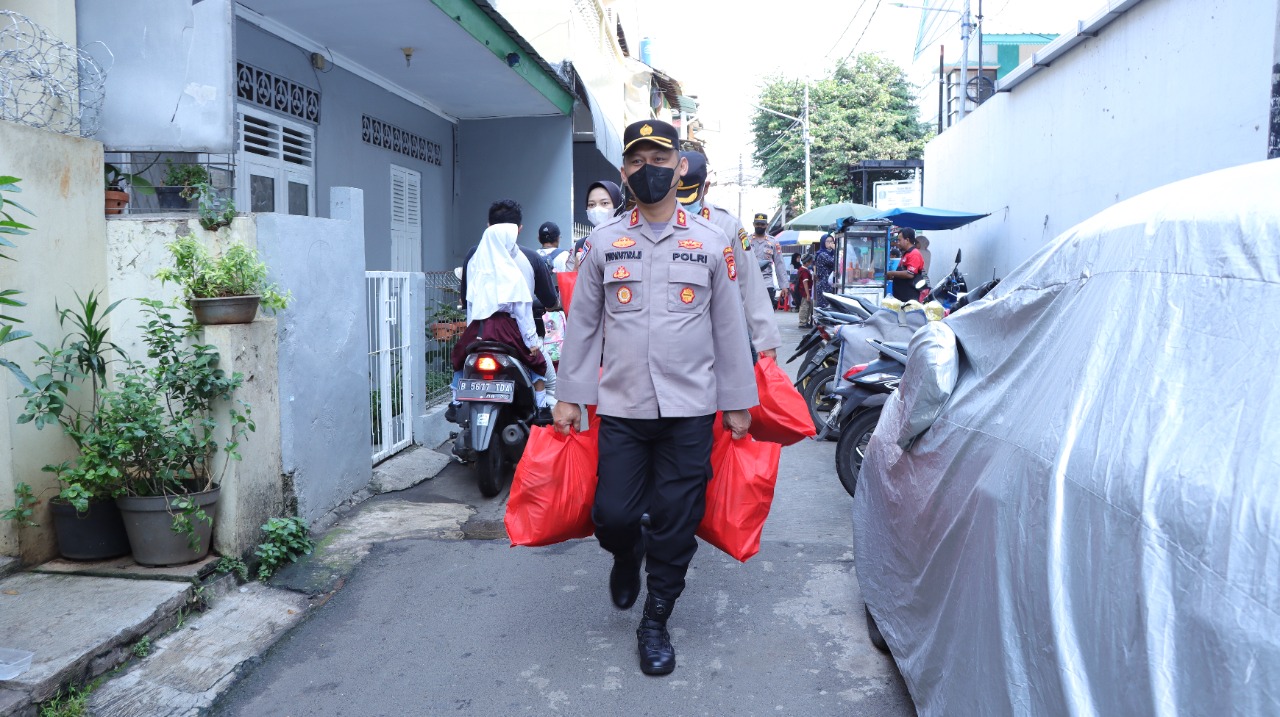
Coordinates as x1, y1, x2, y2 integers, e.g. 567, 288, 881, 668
454, 115, 574, 260
236, 20, 454, 272
255, 191, 373, 525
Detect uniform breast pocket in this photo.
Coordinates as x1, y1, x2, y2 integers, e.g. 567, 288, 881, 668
603, 262, 643, 313
667, 263, 711, 313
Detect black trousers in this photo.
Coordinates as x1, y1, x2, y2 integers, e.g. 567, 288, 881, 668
593, 414, 715, 602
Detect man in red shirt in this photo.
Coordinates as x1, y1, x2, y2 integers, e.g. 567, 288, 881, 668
886, 227, 926, 303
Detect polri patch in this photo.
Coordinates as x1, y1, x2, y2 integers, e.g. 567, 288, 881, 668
678, 239, 703, 250
723, 246, 737, 281
613, 237, 637, 248
680, 287, 695, 304
672, 252, 708, 264
616, 286, 633, 304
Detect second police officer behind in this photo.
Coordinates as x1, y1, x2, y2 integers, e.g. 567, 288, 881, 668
553, 119, 758, 677
676, 151, 783, 359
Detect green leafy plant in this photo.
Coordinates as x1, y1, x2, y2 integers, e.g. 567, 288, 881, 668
17, 291, 130, 513
38, 684, 90, 717
131, 636, 152, 659
161, 161, 210, 200
430, 299, 466, 323
190, 181, 235, 231
0, 174, 33, 385
154, 234, 291, 312
103, 163, 155, 195
1, 482, 38, 527
215, 555, 249, 582
254, 516, 314, 580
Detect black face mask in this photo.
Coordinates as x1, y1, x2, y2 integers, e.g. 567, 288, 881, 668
753, 224, 767, 234
626, 163, 677, 205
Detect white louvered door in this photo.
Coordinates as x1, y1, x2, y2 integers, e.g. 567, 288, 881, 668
390, 164, 422, 272
236, 106, 315, 216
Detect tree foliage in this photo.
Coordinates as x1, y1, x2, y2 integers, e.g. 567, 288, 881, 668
751, 55, 931, 214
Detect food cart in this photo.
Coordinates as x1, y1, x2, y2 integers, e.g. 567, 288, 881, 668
832, 220, 893, 303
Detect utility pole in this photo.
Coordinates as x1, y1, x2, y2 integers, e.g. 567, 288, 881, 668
752, 86, 811, 215
737, 154, 744, 220
802, 80, 812, 212
958, 0, 971, 120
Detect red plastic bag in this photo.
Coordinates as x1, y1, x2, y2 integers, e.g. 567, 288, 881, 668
697, 423, 781, 562
748, 356, 817, 445
557, 271, 578, 314
505, 411, 600, 547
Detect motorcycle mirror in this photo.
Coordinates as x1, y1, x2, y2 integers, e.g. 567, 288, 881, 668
954, 249, 962, 263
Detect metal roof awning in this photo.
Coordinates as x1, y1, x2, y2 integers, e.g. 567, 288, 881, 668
573, 71, 623, 166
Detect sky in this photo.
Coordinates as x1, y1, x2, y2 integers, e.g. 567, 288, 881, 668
612, 0, 1106, 220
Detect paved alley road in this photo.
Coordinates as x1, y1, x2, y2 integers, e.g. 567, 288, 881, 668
213, 316, 916, 716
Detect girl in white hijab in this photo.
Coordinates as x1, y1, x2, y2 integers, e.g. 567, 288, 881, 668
465, 222, 541, 351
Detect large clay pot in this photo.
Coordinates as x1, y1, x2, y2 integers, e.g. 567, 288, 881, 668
50, 498, 132, 561
189, 295, 260, 325
105, 189, 129, 215
116, 489, 220, 566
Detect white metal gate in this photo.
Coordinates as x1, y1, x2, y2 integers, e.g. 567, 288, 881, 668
367, 272, 414, 463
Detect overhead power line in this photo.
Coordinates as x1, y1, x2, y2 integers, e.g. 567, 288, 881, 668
825, 0, 874, 60
837, 0, 886, 68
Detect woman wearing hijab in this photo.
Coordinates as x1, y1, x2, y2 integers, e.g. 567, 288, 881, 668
813, 233, 838, 310
449, 219, 549, 405
568, 180, 624, 271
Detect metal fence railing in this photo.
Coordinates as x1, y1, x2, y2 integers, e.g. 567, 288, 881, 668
367, 272, 414, 463
424, 270, 463, 407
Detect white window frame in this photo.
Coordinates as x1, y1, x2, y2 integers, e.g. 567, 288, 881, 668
235, 104, 316, 217
390, 163, 422, 272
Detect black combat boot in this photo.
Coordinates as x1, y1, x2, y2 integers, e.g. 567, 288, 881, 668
608, 541, 643, 610
636, 594, 676, 676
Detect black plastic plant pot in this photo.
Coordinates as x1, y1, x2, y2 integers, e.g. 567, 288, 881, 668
50, 498, 132, 561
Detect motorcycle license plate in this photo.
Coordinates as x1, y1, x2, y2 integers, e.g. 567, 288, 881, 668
456, 379, 515, 403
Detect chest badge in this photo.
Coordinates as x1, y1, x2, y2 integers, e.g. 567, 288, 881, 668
723, 246, 737, 281
612, 266, 631, 280
613, 237, 636, 248
680, 287, 696, 304
678, 239, 703, 250
616, 286, 633, 304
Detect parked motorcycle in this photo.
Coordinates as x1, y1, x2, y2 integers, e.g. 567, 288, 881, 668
451, 340, 550, 497
920, 249, 969, 310
831, 338, 909, 497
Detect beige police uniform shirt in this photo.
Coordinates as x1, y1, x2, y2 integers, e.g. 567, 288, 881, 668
557, 206, 759, 419
699, 201, 783, 352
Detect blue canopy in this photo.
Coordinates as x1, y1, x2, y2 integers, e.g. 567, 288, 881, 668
863, 206, 990, 231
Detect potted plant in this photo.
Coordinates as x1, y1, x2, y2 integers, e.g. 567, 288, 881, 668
1, 174, 33, 383
16, 291, 132, 560
156, 161, 210, 210
104, 163, 154, 216
107, 299, 255, 565
429, 300, 467, 340
154, 234, 291, 324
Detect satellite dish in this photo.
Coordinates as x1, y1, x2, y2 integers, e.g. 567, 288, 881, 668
967, 75, 996, 104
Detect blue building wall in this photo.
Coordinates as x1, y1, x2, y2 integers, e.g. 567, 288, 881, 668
235, 20, 455, 271
455, 116, 574, 259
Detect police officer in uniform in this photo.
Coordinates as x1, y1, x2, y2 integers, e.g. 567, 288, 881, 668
675, 151, 782, 359
553, 120, 758, 677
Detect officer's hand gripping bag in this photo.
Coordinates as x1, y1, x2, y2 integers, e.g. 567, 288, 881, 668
747, 356, 817, 445
697, 423, 782, 562
505, 409, 600, 547
556, 271, 578, 315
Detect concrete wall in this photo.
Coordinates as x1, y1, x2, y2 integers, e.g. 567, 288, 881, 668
0, 120, 107, 562
920, 0, 1278, 283
235, 20, 455, 272
455, 115, 574, 259
6, 0, 76, 46
76, 0, 236, 152
255, 193, 373, 526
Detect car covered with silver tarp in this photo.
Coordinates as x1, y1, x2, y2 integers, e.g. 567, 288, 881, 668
853, 159, 1280, 715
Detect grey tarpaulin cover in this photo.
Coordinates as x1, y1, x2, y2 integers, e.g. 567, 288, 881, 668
834, 309, 927, 383
883, 322, 958, 450
853, 159, 1280, 716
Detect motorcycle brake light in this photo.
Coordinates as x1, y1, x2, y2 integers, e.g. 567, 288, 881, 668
844, 363, 869, 380
475, 354, 500, 379
818, 327, 830, 340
